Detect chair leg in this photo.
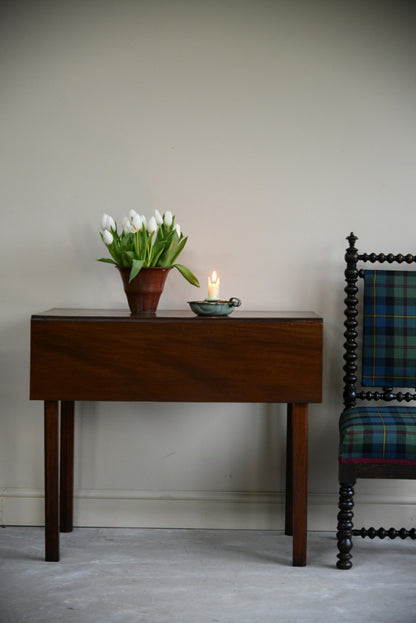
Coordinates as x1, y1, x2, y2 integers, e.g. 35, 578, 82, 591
336, 481, 355, 569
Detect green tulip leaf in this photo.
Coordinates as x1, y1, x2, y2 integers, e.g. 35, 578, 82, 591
129, 259, 144, 282
174, 264, 200, 287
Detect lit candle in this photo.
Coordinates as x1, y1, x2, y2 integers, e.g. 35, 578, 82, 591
207, 270, 220, 300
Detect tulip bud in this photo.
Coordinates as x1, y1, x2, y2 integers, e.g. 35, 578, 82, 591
154, 209, 163, 225
129, 209, 138, 220
101, 213, 115, 231
122, 217, 134, 234
147, 216, 157, 234
164, 211, 173, 227
103, 229, 114, 245
131, 213, 143, 231
174, 224, 181, 237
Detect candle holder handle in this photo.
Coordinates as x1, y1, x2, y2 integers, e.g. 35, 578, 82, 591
228, 297, 241, 308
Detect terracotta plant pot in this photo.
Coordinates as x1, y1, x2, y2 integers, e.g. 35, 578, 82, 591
117, 266, 171, 314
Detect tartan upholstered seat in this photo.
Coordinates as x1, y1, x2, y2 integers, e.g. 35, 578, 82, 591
337, 234, 416, 570
339, 406, 416, 465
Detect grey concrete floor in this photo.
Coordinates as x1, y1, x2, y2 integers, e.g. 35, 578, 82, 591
0, 527, 415, 623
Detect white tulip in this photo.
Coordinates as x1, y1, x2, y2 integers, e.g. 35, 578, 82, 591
131, 212, 143, 231
147, 216, 157, 234
164, 211, 173, 227
102, 229, 113, 245
141, 214, 147, 227
174, 223, 181, 237
122, 217, 134, 234
101, 213, 115, 231
129, 209, 138, 220
154, 209, 163, 225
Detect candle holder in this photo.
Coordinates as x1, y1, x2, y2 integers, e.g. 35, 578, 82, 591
188, 297, 241, 317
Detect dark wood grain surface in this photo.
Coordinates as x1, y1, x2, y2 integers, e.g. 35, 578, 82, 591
31, 310, 322, 403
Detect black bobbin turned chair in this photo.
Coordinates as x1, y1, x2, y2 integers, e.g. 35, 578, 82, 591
337, 233, 416, 569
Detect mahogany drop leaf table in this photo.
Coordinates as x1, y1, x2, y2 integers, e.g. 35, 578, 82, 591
30, 309, 323, 565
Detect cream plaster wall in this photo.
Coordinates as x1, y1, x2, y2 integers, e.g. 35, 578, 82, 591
1, 0, 416, 530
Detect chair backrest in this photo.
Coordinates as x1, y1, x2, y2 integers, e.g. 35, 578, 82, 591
343, 233, 416, 409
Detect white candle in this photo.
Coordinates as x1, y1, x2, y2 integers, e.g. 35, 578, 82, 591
207, 270, 220, 300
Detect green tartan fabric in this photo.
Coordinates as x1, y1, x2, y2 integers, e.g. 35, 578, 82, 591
339, 406, 416, 464
362, 270, 416, 387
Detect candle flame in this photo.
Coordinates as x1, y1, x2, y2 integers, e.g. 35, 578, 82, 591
209, 270, 218, 284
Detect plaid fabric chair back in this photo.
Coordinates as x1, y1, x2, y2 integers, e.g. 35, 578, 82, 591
362, 270, 416, 387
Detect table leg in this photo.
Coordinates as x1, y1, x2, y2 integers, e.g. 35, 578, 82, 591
60, 401, 74, 533
291, 402, 308, 567
44, 400, 60, 561
285, 404, 294, 537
